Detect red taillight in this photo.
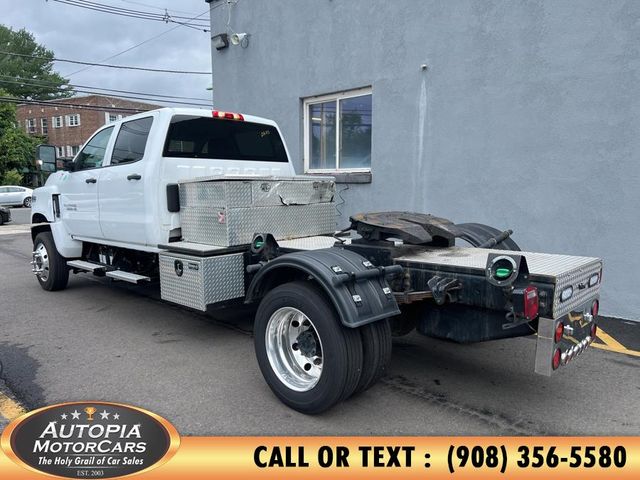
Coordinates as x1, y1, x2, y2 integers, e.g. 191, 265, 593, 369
554, 322, 564, 343
591, 300, 599, 317
523, 286, 539, 320
212, 110, 244, 121
552, 348, 561, 370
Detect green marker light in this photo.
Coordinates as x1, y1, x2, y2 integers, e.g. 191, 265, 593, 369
495, 267, 512, 279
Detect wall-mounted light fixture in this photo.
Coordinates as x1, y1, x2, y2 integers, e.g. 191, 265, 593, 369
230, 32, 249, 47
211, 33, 229, 51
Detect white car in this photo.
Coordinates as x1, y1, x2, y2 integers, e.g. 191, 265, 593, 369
0, 185, 33, 207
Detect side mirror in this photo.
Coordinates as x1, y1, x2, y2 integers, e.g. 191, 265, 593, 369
36, 144, 57, 172
59, 159, 75, 172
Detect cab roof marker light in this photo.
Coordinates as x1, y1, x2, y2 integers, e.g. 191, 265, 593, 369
212, 110, 244, 121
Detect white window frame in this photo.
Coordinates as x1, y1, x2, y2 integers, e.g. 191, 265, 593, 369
41, 117, 48, 134
52, 116, 63, 128
303, 86, 372, 174
26, 118, 36, 134
55, 146, 65, 158
66, 114, 81, 127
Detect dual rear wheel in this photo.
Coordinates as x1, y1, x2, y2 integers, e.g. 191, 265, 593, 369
254, 281, 392, 414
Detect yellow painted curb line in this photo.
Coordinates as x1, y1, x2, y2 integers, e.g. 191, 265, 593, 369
596, 328, 627, 351
591, 342, 640, 358
592, 327, 640, 358
0, 391, 26, 422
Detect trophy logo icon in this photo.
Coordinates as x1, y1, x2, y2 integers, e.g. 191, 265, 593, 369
84, 406, 97, 421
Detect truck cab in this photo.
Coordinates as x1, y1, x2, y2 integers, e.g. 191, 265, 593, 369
31, 108, 295, 256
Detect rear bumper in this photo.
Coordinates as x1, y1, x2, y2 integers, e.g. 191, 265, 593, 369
535, 298, 598, 376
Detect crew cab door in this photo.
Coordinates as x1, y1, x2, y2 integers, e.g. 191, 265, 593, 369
60, 126, 114, 238
98, 116, 154, 245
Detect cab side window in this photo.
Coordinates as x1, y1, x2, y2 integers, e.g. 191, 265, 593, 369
73, 127, 113, 171
110, 117, 153, 166
75, 127, 114, 171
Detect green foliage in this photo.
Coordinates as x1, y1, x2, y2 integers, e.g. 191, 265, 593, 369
1, 168, 23, 185
0, 24, 73, 100
0, 93, 38, 180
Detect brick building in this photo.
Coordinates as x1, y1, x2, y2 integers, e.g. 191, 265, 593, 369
17, 95, 160, 160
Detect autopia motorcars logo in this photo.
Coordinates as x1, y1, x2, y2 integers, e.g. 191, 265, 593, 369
1, 401, 180, 478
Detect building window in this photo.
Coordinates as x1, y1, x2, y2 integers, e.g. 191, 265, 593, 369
303, 87, 372, 172
26, 118, 36, 134
55, 146, 65, 158
66, 114, 81, 127
53, 116, 63, 128
72, 145, 80, 156
41, 118, 48, 135
105, 112, 119, 124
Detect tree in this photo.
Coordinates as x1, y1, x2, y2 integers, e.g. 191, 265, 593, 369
0, 93, 39, 183
0, 25, 73, 100
1, 168, 23, 185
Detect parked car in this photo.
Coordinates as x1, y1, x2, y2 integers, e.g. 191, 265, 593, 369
0, 206, 11, 225
0, 185, 33, 207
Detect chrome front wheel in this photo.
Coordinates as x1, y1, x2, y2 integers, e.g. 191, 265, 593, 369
32, 241, 50, 282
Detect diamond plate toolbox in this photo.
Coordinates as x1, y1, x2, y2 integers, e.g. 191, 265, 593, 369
159, 252, 245, 311
179, 177, 337, 246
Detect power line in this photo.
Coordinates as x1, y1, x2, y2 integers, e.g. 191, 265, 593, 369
0, 75, 211, 102
0, 96, 150, 113
0, 51, 212, 75
118, 0, 200, 17
0, 79, 211, 108
51, 0, 210, 28
62, 3, 221, 77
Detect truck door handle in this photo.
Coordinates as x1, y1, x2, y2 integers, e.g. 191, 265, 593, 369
85, 178, 97, 184
127, 174, 142, 181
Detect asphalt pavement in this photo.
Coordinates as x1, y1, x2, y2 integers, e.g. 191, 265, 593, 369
0, 231, 638, 436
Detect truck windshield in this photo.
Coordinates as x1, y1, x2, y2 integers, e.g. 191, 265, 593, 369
163, 115, 288, 162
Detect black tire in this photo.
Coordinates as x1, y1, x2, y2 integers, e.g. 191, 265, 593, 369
23, 197, 31, 208
254, 281, 363, 414
33, 231, 69, 291
456, 222, 521, 251
391, 304, 421, 337
354, 319, 392, 394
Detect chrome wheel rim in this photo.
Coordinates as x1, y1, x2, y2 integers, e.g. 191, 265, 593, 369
265, 307, 323, 392
24, 197, 31, 207
33, 242, 50, 281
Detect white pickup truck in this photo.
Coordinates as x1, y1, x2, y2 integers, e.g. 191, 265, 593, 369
30, 107, 602, 413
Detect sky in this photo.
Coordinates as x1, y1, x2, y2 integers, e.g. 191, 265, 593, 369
0, 0, 216, 108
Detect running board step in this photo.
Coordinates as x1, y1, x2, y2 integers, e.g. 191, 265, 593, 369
105, 270, 150, 284
67, 260, 106, 272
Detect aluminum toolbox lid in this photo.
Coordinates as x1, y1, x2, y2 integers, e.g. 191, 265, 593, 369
395, 246, 602, 283
178, 174, 335, 185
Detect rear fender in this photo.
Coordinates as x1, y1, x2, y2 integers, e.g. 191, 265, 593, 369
245, 248, 401, 327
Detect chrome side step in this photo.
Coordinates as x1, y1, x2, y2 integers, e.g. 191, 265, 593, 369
105, 270, 150, 284
67, 260, 106, 272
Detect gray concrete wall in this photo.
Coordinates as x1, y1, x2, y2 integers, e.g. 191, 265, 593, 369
209, 0, 640, 319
